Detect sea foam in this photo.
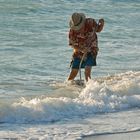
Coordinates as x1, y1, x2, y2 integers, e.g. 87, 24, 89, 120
0, 71, 140, 123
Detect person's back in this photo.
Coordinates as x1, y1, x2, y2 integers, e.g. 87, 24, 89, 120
69, 18, 98, 59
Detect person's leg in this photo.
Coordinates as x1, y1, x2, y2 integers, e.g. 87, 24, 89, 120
84, 53, 96, 81
67, 68, 79, 81
68, 56, 81, 81
85, 66, 92, 81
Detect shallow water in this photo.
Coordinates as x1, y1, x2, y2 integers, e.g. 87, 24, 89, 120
0, 0, 140, 139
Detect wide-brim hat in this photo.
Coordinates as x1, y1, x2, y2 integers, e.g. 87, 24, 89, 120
69, 13, 86, 31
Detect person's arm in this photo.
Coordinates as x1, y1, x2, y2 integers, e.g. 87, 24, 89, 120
69, 29, 74, 46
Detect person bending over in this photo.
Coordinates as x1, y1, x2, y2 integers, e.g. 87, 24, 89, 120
67, 12, 104, 81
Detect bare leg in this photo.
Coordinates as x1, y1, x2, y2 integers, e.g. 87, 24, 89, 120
67, 69, 79, 81
85, 66, 92, 81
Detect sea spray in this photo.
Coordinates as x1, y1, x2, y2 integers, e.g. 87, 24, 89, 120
0, 71, 140, 123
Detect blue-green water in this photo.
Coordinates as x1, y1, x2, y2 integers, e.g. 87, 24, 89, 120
0, 0, 140, 139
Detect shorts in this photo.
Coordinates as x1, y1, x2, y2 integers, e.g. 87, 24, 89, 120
71, 53, 97, 69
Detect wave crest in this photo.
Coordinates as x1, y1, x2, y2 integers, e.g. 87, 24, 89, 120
0, 71, 140, 123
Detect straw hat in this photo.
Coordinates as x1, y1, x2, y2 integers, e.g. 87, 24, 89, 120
69, 13, 86, 30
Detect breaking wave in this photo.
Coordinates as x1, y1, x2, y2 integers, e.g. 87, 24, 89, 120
0, 71, 140, 123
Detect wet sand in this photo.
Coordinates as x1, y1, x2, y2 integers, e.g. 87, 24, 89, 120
83, 131, 140, 140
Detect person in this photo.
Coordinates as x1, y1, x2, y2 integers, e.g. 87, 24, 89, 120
67, 12, 104, 82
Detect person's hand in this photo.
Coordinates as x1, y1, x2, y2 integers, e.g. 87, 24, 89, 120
81, 47, 90, 53
99, 18, 104, 25
96, 19, 104, 32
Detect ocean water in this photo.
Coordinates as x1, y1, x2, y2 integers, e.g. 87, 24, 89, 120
0, 0, 140, 139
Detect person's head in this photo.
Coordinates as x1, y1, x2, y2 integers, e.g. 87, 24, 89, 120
69, 12, 86, 31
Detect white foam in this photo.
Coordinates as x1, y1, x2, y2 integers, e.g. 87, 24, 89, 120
0, 71, 140, 123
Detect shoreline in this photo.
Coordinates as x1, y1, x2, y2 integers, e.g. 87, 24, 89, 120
82, 130, 140, 140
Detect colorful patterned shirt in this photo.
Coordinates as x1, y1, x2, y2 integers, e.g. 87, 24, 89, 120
69, 18, 99, 58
